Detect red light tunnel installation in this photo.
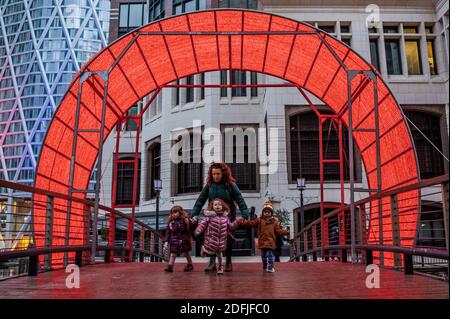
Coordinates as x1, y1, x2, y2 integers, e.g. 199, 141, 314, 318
32, 9, 420, 267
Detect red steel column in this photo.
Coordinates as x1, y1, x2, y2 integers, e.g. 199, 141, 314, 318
109, 120, 123, 261
127, 117, 141, 261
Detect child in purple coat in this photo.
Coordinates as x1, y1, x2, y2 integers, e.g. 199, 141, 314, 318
194, 198, 242, 275
163, 205, 194, 272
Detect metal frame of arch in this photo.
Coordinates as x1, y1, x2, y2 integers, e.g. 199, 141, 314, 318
32, 9, 420, 267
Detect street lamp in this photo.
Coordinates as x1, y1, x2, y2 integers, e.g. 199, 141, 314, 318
153, 179, 162, 233
296, 178, 306, 231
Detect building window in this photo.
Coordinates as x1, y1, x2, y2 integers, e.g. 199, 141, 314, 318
115, 156, 141, 205
383, 26, 399, 34
231, 70, 246, 97
148, 0, 165, 22
119, 3, 145, 36
220, 70, 227, 97
370, 39, 380, 70
199, 73, 205, 100
185, 75, 194, 103
223, 125, 258, 191
318, 24, 335, 34
417, 202, 445, 248
427, 40, 437, 75
125, 103, 141, 131
403, 26, 418, 34
289, 111, 351, 182
385, 40, 402, 75
146, 143, 161, 200
175, 131, 203, 194
341, 37, 351, 47
173, 79, 180, 106
218, 0, 257, 9
404, 111, 444, 179
405, 40, 422, 75
250, 72, 258, 97
173, 0, 206, 14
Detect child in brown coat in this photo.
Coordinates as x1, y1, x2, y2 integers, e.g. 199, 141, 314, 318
241, 201, 289, 272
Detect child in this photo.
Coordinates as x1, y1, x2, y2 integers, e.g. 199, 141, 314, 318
194, 198, 242, 275
163, 205, 194, 272
241, 201, 289, 273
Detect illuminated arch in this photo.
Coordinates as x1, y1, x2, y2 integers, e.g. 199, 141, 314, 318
33, 9, 419, 265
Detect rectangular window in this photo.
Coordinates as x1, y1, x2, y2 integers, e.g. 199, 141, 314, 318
405, 40, 422, 75
186, 76, 194, 103
184, 0, 195, 12
174, 4, 182, 14
175, 79, 180, 105
341, 38, 351, 47
370, 39, 380, 70
340, 25, 350, 33
427, 40, 437, 75
200, 73, 205, 100
250, 72, 257, 97
231, 70, 246, 97
403, 26, 418, 34
176, 132, 203, 194
425, 26, 433, 34
223, 126, 257, 191
385, 40, 402, 75
125, 104, 139, 131
129, 4, 143, 27
115, 157, 141, 205
383, 26, 398, 34
220, 70, 228, 97
318, 25, 335, 34
147, 143, 161, 200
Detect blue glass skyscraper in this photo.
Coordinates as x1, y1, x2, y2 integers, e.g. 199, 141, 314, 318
0, 0, 110, 193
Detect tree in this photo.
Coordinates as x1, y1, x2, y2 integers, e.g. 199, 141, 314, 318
274, 208, 290, 228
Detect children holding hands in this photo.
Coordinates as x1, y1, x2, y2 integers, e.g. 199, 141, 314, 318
194, 198, 243, 275
241, 201, 289, 273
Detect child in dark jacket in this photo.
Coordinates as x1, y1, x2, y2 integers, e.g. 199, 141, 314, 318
163, 205, 194, 272
241, 201, 289, 273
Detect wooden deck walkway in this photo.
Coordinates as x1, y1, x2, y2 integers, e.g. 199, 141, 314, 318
0, 262, 447, 299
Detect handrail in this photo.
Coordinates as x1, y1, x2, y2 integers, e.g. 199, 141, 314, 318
292, 174, 449, 241
0, 179, 167, 278
0, 179, 163, 238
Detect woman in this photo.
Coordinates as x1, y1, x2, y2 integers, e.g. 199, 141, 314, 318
191, 162, 249, 272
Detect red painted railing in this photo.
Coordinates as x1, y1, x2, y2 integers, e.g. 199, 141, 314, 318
0, 179, 165, 279
289, 174, 449, 278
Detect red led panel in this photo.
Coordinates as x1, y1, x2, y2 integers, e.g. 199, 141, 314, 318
33, 10, 419, 268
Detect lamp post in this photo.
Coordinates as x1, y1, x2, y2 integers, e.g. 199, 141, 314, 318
153, 179, 162, 255
297, 178, 306, 231
153, 179, 162, 232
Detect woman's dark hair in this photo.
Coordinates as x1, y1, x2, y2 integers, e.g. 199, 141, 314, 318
206, 162, 236, 189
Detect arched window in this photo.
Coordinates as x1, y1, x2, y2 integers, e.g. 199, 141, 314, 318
404, 111, 444, 179
289, 111, 351, 182
146, 142, 161, 200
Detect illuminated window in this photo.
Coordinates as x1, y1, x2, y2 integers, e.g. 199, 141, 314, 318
405, 40, 422, 75
427, 40, 437, 75
403, 26, 418, 34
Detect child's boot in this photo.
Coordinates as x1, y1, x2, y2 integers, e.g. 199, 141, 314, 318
184, 264, 194, 272
164, 264, 173, 272
216, 264, 224, 275
204, 256, 216, 272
